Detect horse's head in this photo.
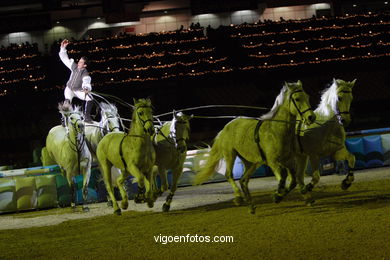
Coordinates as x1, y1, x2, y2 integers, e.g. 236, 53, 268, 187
100, 102, 121, 133
285, 80, 316, 125
59, 102, 85, 134
133, 98, 154, 135
334, 79, 355, 126
170, 111, 192, 153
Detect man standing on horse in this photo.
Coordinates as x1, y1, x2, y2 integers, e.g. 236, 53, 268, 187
59, 39, 93, 123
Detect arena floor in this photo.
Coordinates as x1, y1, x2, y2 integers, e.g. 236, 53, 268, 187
1, 166, 390, 259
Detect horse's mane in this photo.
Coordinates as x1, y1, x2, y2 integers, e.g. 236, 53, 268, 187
260, 85, 288, 120
315, 79, 339, 117
100, 102, 118, 115
58, 102, 72, 113
168, 112, 188, 134
58, 102, 81, 115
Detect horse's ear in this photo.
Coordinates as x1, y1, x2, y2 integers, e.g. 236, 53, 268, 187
173, 109, 177, 118
297, 80, 302, 87
133, 98, 138, 105
336, 79, 343, 85
350, 79, 357, 87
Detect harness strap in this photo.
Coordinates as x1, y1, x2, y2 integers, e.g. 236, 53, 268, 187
119, 134, 128, 170
118, 133, 146, 170
254, 120, 266, 163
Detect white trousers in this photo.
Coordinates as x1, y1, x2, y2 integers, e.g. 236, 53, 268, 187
64, 86, 92, 102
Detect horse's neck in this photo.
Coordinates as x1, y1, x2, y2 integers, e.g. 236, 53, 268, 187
85, 125, 102, 146
129, 119, 145, 136
155, 123, 170, 142
267, 105, 295, 134
67, 126, 83, 147
67, 126, 78, 140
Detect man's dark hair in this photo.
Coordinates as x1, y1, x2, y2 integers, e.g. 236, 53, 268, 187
80, 56, 88, 66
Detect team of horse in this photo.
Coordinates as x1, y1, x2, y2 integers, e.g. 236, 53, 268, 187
41, 79, 356, 215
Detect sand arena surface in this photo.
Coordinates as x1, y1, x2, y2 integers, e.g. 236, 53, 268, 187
1, 167, 390, 260
1, 166, 389, 230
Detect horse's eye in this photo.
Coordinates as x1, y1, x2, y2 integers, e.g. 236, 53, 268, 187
139, 111, 144, 116
295, 98, 300, 102
338, 96, 343, 101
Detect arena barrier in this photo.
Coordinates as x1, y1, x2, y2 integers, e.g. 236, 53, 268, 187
0, 166, 101, 214
1, 127, 390, 213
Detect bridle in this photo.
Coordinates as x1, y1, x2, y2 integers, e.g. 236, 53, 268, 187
334, 89, 352, 125
100, 112, 121, 135
64, 111, 86, 154
289, 89, 313, 119
155, 119, 189, 153
136, 105, 154, 133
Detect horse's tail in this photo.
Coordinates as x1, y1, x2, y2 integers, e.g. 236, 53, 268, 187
41, 146, 54, 166
192, 133, 224, 185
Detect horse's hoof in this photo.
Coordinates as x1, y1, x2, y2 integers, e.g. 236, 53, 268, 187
248, 205, 256, 214
114, 209, 122, 215
162, 203, 170, 212
121, 200, 129, 210
273, 193, 283, 204
107, 200, 113, 207
146, 199, 154, 208
134, 194, 145, 204
82, 207, 90, 212
233, 196, 244, 206
341, 179, 352, 190
305, 199, 315, 206
152, 193, 159, 201
301, 183, 313, 194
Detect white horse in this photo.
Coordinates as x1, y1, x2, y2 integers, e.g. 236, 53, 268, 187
294, 79, 356, 205
152, 111, 192, 212
84, 102, 122, 162
41, 102, 92, 211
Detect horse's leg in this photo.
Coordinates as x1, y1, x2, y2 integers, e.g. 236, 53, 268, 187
144, 170, 155, 208
335, 148, 356, 190
305, 156, 320, 190
296, 155, 315, 206
268, 163, 288, 203
81, 159, 92, 212
285, 168, 297, 194
126, 164, 146, 204
101, 160, 121, 214
66, 174, 77, 210
239, 160, 259, 214
224, 152, 244, 206
158, 165, 168, 196
106, 167, 120, 207
41, 147, 56, 166
162, 166, 182, 212
116, 170, 130, 210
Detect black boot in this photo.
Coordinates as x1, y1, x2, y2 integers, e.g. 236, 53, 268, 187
84, 100, 93, 123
